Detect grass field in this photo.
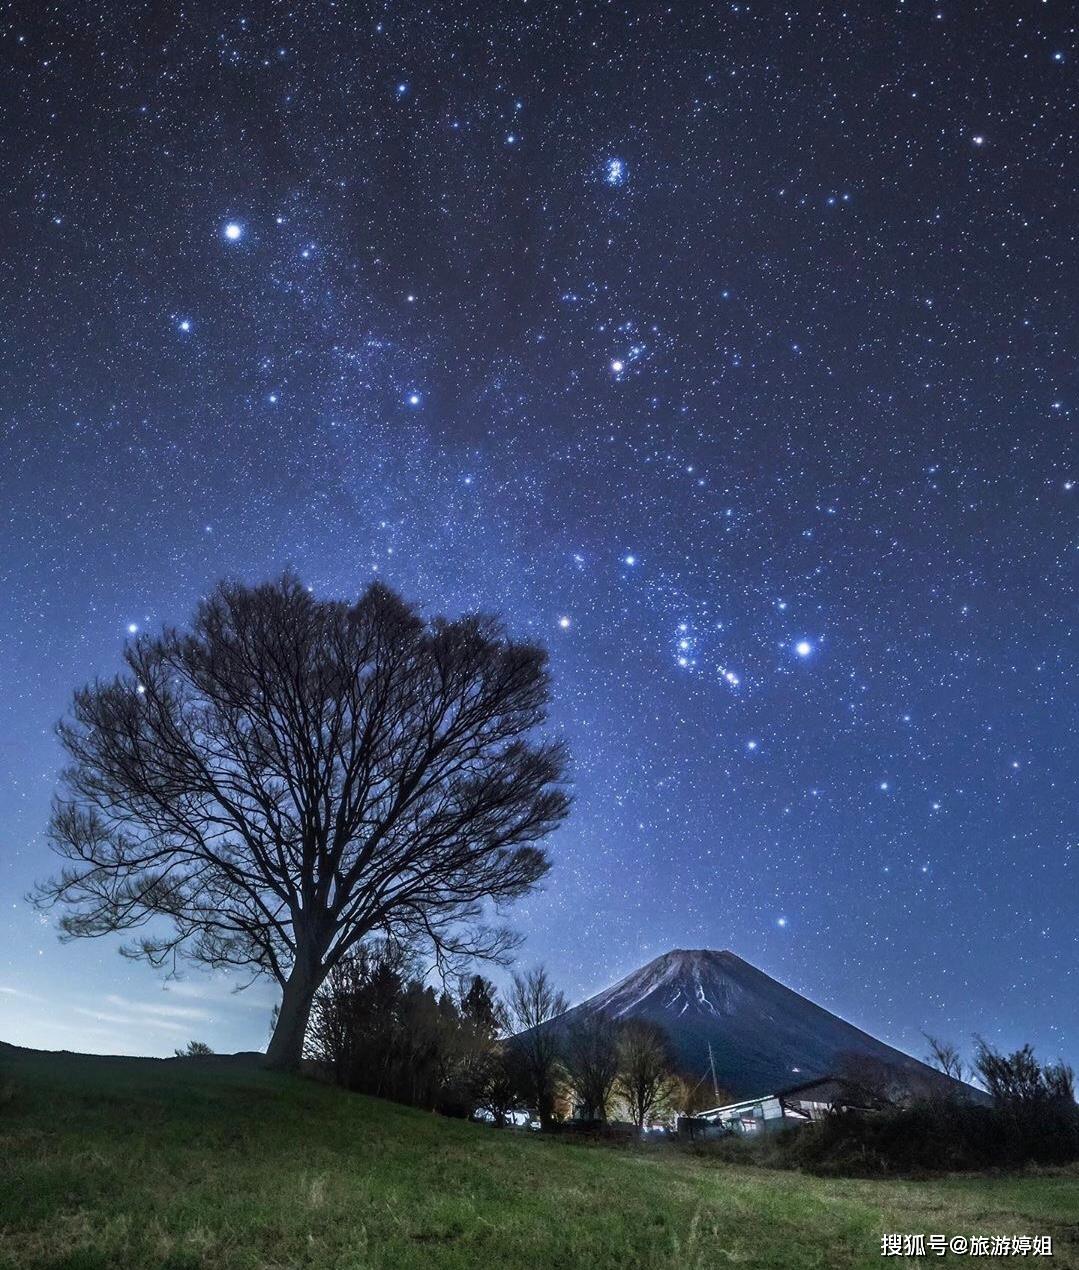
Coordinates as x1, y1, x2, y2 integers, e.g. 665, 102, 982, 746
1, 1045, 1076, 1269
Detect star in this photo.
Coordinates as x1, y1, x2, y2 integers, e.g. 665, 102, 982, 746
3, 0, 1075, 1086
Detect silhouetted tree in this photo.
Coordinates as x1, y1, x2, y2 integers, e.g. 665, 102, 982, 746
506, 965, 567, 1130
614, 1020, 677, 1130
460, 975, 503, 1034
173, 1040, 214, 1057
563, 1015, 621, 1123
473, 1045, 528, 1128
974, 1038, 1075, 1107
31, 576, 570, 1071
923, 1033, 968, 1084
449, 975, 512, 1120
306, 940, 413, 1091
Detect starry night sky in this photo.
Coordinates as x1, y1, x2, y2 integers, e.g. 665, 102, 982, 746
1, 2, 1075, 1067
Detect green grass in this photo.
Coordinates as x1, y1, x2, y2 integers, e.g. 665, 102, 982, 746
1, 1046, 1076, 1269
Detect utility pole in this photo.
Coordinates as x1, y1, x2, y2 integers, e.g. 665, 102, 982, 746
707, 1042, 719, 1101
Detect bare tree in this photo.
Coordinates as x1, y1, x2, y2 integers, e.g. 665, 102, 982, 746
670, 1074, 722, 1118
31, 576, 570, 1071
974, 1038, 1076, 1106
506, 965, 567, 1130
563, 1015, 621, 1123
923, 1033, 968, 1084
614, 1020, 678, 1130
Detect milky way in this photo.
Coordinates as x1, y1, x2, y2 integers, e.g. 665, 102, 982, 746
0, 3, 1075, 1065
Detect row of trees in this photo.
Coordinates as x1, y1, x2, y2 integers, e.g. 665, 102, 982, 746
305, 947, 695, 1131
925, 1032, 1076, 1106
771, 1038, 1079, 1173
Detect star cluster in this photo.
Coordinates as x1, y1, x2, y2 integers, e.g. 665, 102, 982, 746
0, 2, 1075, 1064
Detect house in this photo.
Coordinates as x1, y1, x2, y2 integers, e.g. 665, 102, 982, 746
684, 1075, 886, 1137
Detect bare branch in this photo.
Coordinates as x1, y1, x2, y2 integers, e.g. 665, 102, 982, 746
31, 574, 570, 1069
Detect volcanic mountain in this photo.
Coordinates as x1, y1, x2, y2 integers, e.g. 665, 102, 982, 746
542, 949, 963, 1102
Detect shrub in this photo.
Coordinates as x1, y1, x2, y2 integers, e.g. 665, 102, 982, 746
174, 1040, 214, 1057
768, 1096, 1079, 1176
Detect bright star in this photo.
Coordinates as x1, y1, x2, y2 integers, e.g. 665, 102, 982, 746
794, 640, 813, 657
558, 616, 571, 630
776, 917, 788, 928
610, 359, 624, 374
178, 318, 191, 333
746, 739, 758, 751
407, 393, 421, 406
127, 623, 138, 634
624, 555, 636, 566
223, 221, 243, 240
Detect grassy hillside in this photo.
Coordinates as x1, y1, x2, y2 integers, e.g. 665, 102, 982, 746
1, 1045, 1075, 1269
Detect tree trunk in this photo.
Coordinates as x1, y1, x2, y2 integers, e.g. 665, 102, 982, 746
264, 963, 319, 1071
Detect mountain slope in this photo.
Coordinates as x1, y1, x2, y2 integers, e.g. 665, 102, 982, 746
543, 949, 964, 1102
